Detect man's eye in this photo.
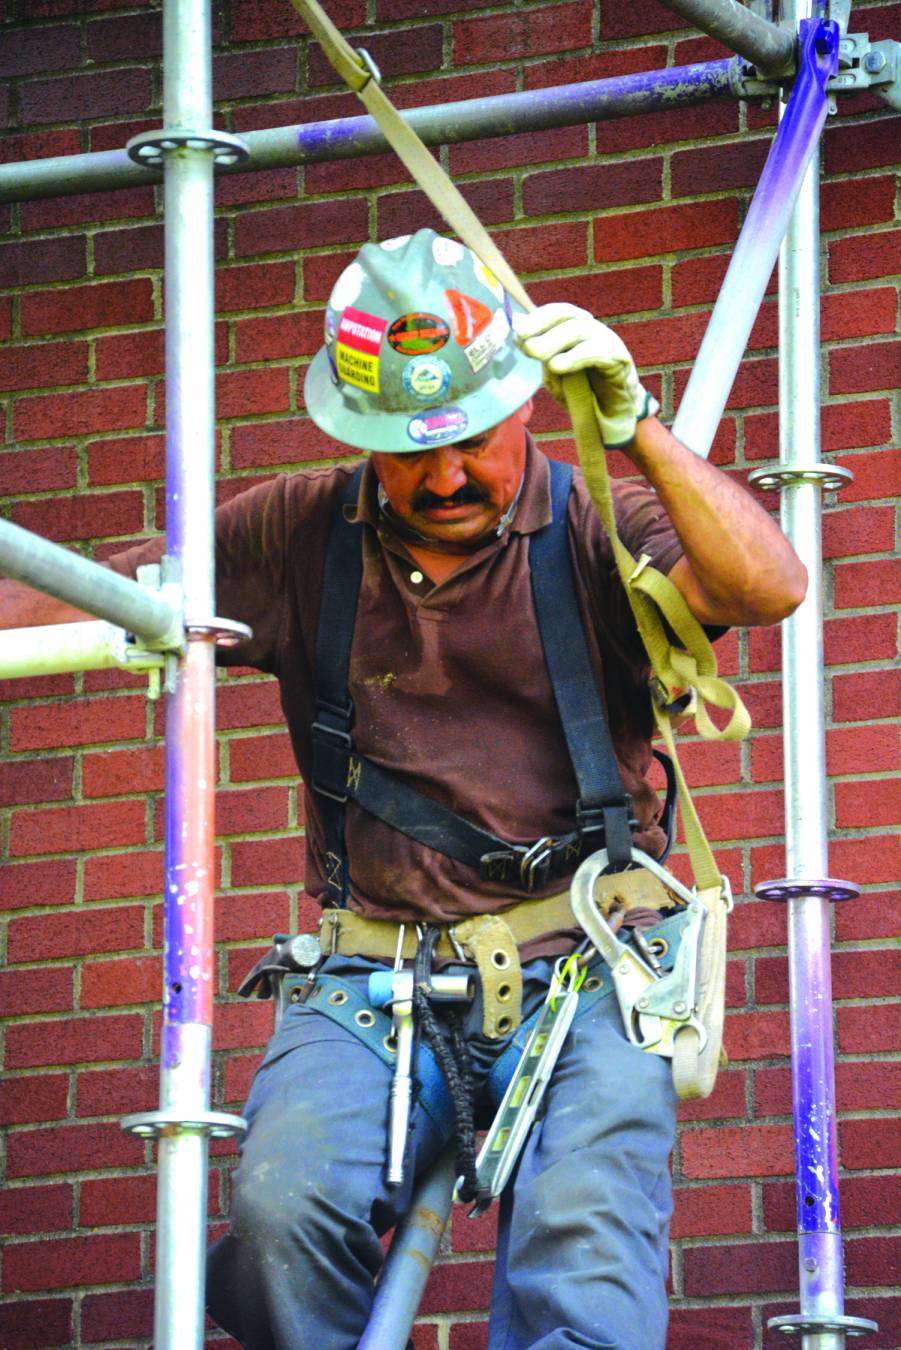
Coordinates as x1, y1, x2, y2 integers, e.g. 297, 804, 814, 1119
455, 438, 488, 453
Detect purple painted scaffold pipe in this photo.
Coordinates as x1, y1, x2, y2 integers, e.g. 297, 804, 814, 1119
672, 18, 839, 458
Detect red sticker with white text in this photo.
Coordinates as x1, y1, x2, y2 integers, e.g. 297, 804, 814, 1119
335, 306, 388, 392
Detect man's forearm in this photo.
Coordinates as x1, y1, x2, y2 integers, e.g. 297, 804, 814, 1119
624, 417, 807, 628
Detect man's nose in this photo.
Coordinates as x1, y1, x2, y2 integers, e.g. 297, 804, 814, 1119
423, 447, 467, 496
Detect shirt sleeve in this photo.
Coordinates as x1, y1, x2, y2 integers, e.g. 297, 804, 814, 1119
105, 475, 290, 674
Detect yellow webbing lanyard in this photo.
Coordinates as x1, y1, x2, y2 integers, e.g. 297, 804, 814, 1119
288, 0, 750, 909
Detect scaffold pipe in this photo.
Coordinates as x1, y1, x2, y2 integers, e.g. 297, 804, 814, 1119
672, 17, 837, 458
657, 0, 795, 73
0, 61, 736, 203
0, 621, 163, 679
0, 518, 180, 646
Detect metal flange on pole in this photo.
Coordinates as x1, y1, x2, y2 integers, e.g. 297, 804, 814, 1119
118, 3, 249, 1350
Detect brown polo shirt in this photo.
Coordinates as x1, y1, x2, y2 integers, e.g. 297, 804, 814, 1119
109, 437, 684, 954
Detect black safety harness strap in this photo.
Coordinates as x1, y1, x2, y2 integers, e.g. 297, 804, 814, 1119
311, 460, 637, 903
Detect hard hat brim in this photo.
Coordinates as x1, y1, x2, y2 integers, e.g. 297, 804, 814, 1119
304, 344, 544, 454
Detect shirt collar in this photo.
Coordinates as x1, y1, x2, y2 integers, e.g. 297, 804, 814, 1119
345, 432, 553, 540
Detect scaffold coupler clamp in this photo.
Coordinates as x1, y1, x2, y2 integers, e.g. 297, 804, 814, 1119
570, 847, 732, 1100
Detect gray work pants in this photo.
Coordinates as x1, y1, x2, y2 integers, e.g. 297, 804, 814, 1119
206, 954, 677, 1350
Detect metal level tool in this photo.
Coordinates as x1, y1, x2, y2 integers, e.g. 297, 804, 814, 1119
468, 958, 581, 1217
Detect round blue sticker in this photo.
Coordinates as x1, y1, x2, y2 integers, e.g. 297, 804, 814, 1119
407, 406, 468, 446
402, 355, 452, 403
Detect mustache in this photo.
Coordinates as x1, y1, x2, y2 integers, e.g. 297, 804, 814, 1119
412, 480, 490, 511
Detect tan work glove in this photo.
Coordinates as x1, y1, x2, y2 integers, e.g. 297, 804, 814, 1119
513, 303, 659, 449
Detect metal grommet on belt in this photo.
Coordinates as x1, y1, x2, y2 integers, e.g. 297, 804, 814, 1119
383, 1032, 397, 1053
355, 1009, 375, 1028
327, 989, 349, 1006
491, 949, 510, 970
497, 982, 512, 1002
648, 937, 669, 958
583, 975, 604, 992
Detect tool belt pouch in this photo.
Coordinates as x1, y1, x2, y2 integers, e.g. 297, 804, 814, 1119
452, 914, 523, 1039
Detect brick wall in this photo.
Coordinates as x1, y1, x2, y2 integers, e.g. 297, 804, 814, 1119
1, 1, 899, 1347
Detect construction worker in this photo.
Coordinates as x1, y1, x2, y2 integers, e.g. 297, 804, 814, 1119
0, 230, 805, 1349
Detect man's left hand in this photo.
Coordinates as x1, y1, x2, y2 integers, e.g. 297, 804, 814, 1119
513, 303, 659, 448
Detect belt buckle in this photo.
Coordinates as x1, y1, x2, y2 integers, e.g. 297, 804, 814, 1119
519, 836, 554, 893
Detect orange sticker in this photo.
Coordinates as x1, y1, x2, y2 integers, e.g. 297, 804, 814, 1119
445, 289, 492, 346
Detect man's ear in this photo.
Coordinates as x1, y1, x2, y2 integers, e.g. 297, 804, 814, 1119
515, 397, 534, 427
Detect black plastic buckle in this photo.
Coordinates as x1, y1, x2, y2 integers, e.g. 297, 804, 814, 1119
311, 720, 353, 803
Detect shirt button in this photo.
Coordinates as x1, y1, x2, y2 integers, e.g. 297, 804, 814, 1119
410, 570, 424, 584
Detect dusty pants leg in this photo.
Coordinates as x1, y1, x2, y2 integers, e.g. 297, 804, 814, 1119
487, 991, 677, 1350
206, 958, 447, 1350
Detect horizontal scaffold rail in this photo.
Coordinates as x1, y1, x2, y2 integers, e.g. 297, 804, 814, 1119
0, 61, 736, 204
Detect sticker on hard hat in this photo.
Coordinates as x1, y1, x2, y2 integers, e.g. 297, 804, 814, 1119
407, 407, 468, 445
335, 306, 388, 393
403, 355, 452, 402
465, 308, 510, 373
474, 260, 504, 302
328, 262, 363, 313
446, 289, 493, 346
432, 236, 465, 266
381, 234, 410, 252
388, 313, 450, 356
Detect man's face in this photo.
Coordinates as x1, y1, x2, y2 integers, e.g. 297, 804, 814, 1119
371, 400, 532, 545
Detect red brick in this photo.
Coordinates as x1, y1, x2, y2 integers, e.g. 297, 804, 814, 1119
830, 340, 901, 396
227, 731, 298, 782
20, 278, 154, 339
833, 558, 901, 610
0, 444, 79, 495
671, 251, 732, 308
835, 445, 901, 502
666, 1306, 753, 1350
229, 835, 305, 887
0, 235, 86, 288
222, 1050, 261, 1106
822, 288, 897, 344
619, 311, 709, 367
216, 366, 291, 420
82, 746, 165, 799
724, 1009, 790, 1061
845, 1235, 901, 1290
80, 1286, 154, 1342
842, 1117, 901, 1171
830, 836, 900, 887
0, 1180, 72, 1235
378, 178, 515, 240
837, 1061, 901, 1113
0, 128, 81, 165
451, 126, 587, 179
600, 0, 689, 38
0, 857, 76, 911
13, 384, 148, 443
670, 1183, 752, 1238
823, 502, 895, 558
87, 432, 165, 485
0, 1298, 73, 1350
821, 174, 897, 231
530, 265, 664, 320
234, 199, 369, 258
524, 158, 661, 219
839, 1002, 899, 1054
594, 199, 737, 263
418, 1258, 495, 1315
0, 23, 81, 76
3, 1230, 141, 1293
833, 670, 901, 722
215, 786, 290, 836
6, 1118, 144, 1181
214, 891, 292, 943
86, 10, 162, 60
454, 3, 591, 64
672, 136, 769, 198
7, 904, 145, 964
217, 260, 297, 313
21, 67, 152, 124
80, 1173, 157, 1226
676, 1068, 746, 1123
0, 966, 73, 1017
825, 116, 901, 174
683, 1238, 795, 1297
81, 953, 161, 1009
20, 185, 155, 234
835, 777, 901, 829
206, 1000, 274, 1054
830, 227, 901, 284
93, 221, 165, 275
12, 488, 145, 543
695, 787, 783, 843
5, 1011, 143, 1070
83, 848, 164, 902
0, 755, 73, 807
9, 798, 147, 857
681, 1124, 793, 1180
76, 1064, 158, 1118
753, 1065, 792, 1119
233, 311, 321, 365
217, 679, 284, 731
215, 165, 302, 209
94, 327, 166, 380
0, 1073, 68, 1126
447, 1326, 485, 1350
824, 613, 898, 666
835, 882, 897, 945
0, 337, 89, 394
309, 25, 443, 86
11, 695, 147, 753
